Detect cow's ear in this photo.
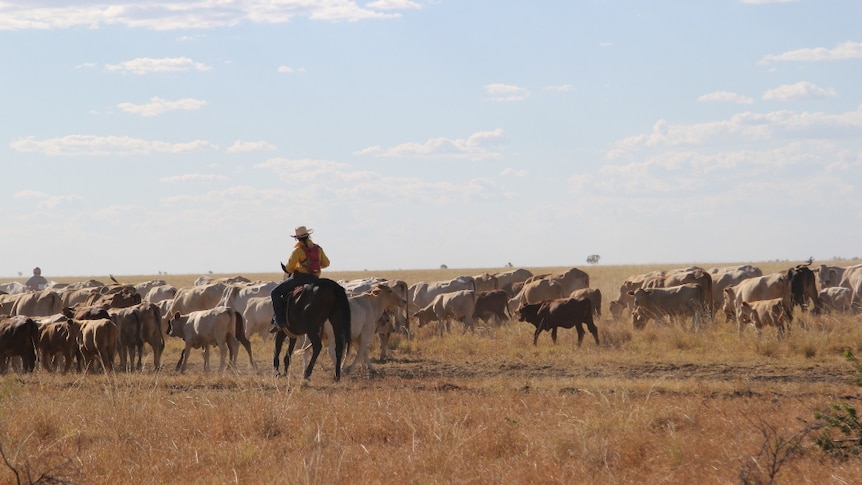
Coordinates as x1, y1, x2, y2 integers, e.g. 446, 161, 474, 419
741, 302, 750, 308
173, 312, 180, 319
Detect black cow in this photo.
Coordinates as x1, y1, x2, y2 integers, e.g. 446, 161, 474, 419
517, 297, 599, 346
0, 315, 39, 373
788, 262, 821, 314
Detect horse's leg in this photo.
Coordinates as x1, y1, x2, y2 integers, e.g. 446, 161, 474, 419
284, 337, 297, 377
304, 328, 323, 381
273, 331, 285, 375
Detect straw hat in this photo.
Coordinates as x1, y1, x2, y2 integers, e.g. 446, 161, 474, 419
291, 226, 313, 238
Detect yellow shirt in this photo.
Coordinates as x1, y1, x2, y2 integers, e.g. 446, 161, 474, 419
285, 239, 330, 275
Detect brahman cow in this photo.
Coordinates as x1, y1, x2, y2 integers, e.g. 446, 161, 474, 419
193, 275, 252, 286
318, 284, 407, 375
709, 265, 763, 320
516, 297, 599, 346
218, 281, 278, 314
628, 283, 708, 330
608, 269, 666, 318
643, 267, 715, 319
473, 289, 511, 325
473, 273, 499, 292
38, 317, 84, 373
10, 290, 63, 317
144, 284, 177, 304
413, 289, 478, 336
242, 296, 276, 341
0, 315, 39, 373
409, 276, 476, 315
168, 283, 230, 316
787, 262, 821, 314
738, 298, 789, 339
724, 270, 794, 332
167, 306, 240, 373
495, 268, 534, 297
79, 318, 119, 373
569, 288, 602, 319
819, 287, 853, 313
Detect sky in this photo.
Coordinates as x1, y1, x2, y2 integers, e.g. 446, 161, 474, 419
1, 0, 861, 278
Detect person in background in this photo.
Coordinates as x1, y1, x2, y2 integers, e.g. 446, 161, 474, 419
270, 226, 330, 332
25, 266, 48, 291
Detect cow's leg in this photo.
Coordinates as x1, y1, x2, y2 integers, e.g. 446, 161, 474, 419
135, 342, 144, 371
303, 328, 323, 381
551, 326, 559, 344
175, 348, 185, 373
574, 324, 585, 347
378, 332, 390, 362
202, 345, 211, 372
585, 318, 600, 345
533, 326, 542, 345
217, 340, 228, 372
42, 351, 55, 373
226, 336, 239, 370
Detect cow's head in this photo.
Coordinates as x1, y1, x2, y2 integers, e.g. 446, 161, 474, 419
166, 312, 187, 338
412, 307, 435, 328
629, 288, 652, 307
631, 308, 648, 330
608, 299, 625, 319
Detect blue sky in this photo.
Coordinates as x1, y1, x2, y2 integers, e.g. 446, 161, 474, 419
2, 0, 861, 277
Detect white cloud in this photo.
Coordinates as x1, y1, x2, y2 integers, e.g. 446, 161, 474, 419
277, 66, 294, 74
160, 174, 229, 184
0, 1, 403, 31
105, 57, 212, 74
14, 190, 49, 200
484, 84, 530, 102
762, 81, 837, 101
117, 97, 208, 116
227, 140, 277, 153
697, 91, 754, 104
759, 41, 862, 64
10, 135, 219, 156
607, 106, 862, 158
367, 0, 422, 10
544, 84, 572, 93
357, 129, 507, 160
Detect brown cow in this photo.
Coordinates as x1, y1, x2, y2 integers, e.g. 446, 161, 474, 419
569, 288, 602, 319
473, 290, 510, 325
726, 271, 794, 331
79, 318, 120, 373
516, 297, 598, 346
0, 315, 39, 373
167, 307, 240, 373
111, 306, 144, 372
38, 318, 84, 373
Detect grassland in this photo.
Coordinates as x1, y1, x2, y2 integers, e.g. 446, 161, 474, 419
2, 261, 862, 484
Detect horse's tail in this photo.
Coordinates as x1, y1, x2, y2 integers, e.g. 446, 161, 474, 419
334, 282, 351, 355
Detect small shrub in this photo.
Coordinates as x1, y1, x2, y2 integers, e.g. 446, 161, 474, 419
813, 402, 862, 457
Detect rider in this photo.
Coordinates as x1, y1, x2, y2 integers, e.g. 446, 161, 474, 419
25, 267, 48, 291
270, 226, 330, 332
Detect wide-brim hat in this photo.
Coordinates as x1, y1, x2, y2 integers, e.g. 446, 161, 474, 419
291, 226, 314, 238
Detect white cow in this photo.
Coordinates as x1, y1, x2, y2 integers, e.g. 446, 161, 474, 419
144, 284, 177, 304
166, 306, 240, 373
738, 298, 789, 339
218, 281, 278, 314
408, 276, 475, 315
726, 271, 793, 334
412, 289, 477, 336
317, 284, 407, 375
242, 296, 276, 342
709, 265, 763, 320
818, 287, 853, 313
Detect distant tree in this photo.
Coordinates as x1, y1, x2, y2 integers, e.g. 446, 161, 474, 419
440, 264, 448, 269
506, 262, 513, 268
586, 254, 601, 265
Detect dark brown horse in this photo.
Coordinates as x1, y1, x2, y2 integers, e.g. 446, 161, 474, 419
273, 277, 351, 381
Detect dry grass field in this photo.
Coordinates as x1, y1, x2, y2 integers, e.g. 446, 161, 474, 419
2, 261, 862, 484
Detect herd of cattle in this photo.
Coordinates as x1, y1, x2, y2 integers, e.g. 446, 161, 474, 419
0, 260, 860, 376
